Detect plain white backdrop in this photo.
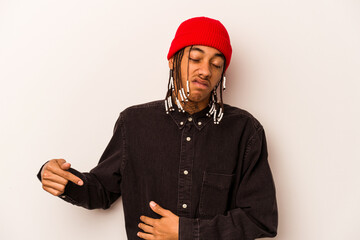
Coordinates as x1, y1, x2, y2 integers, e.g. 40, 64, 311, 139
1, 0, 359, 239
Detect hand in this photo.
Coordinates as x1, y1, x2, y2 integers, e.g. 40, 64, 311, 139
41, 159, 83, 196
138, 201, 179, 240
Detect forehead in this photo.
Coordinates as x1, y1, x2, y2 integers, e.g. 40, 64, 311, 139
186, 45, 224, 58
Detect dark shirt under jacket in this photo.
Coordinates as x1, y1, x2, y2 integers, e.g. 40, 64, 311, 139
37, 100, 278, 240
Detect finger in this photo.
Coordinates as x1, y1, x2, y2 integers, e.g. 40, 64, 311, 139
137, 231, 154, 240
55, 158, 66, 166
54, 159, 71, 171
140, 215, 156, 227
42, 171, 68, 185
42, 185, 64, 196
47, 164, 83, 186
41, 159, 60, 179
149, 201, 170, 217
42, 180, 66, 193
60, 162, 71, 171
138, 223, 154, 234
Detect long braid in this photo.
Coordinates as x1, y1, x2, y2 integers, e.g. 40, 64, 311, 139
207, 59, 226, 124
186, 46, 193, 96
165, 49, 185, 113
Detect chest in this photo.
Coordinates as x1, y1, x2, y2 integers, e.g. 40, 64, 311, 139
125, 120, 243, 178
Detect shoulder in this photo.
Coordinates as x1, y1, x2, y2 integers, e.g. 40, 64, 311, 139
222, 104, 267, 152
118, 100, 166, 125
123, 100, 164, 112
223, 103, 263, 131
120, 100, 164, 116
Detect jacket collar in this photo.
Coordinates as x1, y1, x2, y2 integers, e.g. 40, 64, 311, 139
168, 102, 213, 131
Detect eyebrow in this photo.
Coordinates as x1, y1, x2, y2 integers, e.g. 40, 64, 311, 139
190, 47, 225, 60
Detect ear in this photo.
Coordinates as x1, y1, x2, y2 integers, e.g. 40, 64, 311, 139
168, 57, 174, 70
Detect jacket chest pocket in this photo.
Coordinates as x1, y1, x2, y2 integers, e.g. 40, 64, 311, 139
199, 172, 235, 218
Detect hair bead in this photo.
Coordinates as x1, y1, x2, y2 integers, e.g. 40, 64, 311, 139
181, 88, 188, 102
223, 75, 226, 91
186, 80, 190, 95
165, 99, 169, 114
179, 90, 184, 102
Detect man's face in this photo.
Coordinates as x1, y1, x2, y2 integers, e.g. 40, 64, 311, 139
169, 45, 225, 107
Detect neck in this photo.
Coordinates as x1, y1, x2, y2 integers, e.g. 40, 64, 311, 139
172, 94, 209, 115
183, 101, 202, 115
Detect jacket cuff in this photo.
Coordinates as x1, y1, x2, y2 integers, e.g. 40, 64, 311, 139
36, 161, 49, 181
36, 163, 86, 205
58, 168, 86, 204
179, 217, 200, 240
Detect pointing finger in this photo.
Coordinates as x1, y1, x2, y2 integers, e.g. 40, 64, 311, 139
51, 159, 83, 186
48, 165, 83, 186
62, 171, 83, 186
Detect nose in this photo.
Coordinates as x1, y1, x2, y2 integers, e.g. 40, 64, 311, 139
198, 61, 211, 79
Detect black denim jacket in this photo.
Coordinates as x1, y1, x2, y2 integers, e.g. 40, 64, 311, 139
38, 100, 278, 240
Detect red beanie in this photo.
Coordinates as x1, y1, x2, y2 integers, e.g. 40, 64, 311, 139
167, 16, 232, 71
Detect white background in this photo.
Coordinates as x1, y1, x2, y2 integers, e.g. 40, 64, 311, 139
1, 0, 359, 239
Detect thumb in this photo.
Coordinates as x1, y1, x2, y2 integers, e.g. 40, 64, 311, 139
61, 162, 71, 170
149, 201, 169, 217
56, 159, 71, 170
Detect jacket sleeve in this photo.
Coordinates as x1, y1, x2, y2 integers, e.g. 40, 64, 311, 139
37, 113, 126, 210
179, 127, 278, 240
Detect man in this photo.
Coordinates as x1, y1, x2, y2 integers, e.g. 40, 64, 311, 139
38, 17, 278, 240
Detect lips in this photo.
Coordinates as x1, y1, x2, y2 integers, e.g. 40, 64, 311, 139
192, 78, 209, 89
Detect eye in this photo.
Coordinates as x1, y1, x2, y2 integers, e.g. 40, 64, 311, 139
189, 58, 200, 62
212, 63, 222, 69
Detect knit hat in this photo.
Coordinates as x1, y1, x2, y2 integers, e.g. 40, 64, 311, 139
167, 16, 232, 71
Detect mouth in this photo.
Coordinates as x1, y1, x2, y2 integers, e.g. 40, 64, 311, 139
192, 78, 209, 89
